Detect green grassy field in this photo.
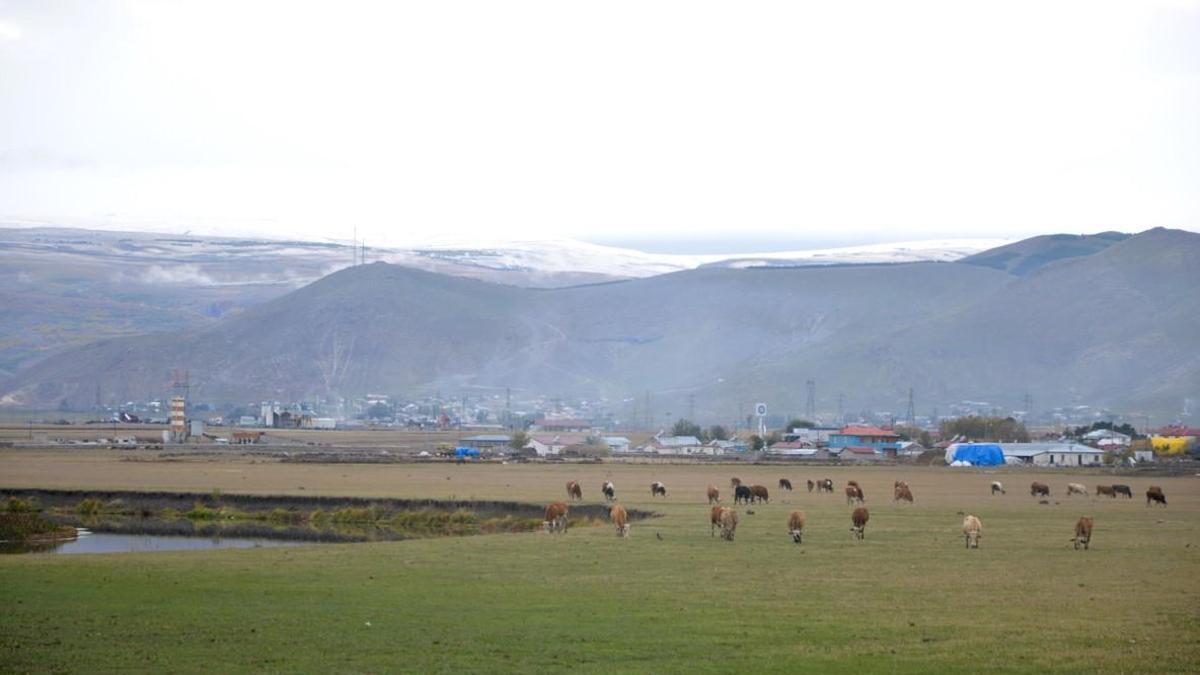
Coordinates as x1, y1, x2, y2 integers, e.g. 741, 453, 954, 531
1, 454, 1198, 673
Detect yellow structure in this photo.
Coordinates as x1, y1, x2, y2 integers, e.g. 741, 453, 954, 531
1150, 436, 1191, 456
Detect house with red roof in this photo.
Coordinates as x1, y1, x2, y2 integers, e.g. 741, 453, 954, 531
829, 425, 901, 453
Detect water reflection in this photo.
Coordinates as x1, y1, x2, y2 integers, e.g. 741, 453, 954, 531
4, 529, 303, 555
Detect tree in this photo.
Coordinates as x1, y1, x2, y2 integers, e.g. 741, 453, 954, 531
939, 416, 1029, 443
784, 418, 815, 430
672, 418, 703, 439
748, 434, 765, 451
894, 424, 933, 448
508, 430, 529, 450
707, 425, 730, 442
366, 402, 393, 420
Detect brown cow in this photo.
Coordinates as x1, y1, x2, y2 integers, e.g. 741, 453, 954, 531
779, 478, 793, 491
807, 479, 815, 493
1073, 516, 1093, 550
845, 485, 864, 505
730, 477, 742, 488
707, 484, 721, 504
788, 510, 806, 544
1030, 481, 1050, 498
848, 481, 865, 501
962, 515, 982, 549
894, 484, 914, 503
1096, 485, 1116, 498
851, 507, 869, 540
710, 505, 725, 537
1146, 486, 1167, 507
651, 481, 667, 497
818, 478, 834, 493
750, 485, 770, 504
610, 504, 629, 537
566, 480, 582, 501
720, 508, 739, 541
543, 502, 569, 534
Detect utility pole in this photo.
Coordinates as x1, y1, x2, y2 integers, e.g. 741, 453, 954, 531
837, 393, 844, 425
905, 388, 915, 428
805, 380, 816, 421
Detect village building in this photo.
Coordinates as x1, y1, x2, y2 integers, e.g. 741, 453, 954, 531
828, 425, 902, 452
459, 434, 512, 452
998, 442, 1104, 466
638, 433, 716, 455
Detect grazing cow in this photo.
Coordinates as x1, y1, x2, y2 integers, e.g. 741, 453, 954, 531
788, 510, 806, 544
730, 477, 742, 488
734, 484, 753, 504
845, 485, 864, 505
707, 484, 720, 504
850, 507, 869, 540
720, 508, 739, 541
1030, 482, 1050, 498
991, 481, 1006, 496
894, 484, 914, 503
1112, 484, 1133, 499
847, 481, 865, 501
610, 504, 629, 537
1067, 483, 1088, 497
779, 478, 793, 491
1073, 516, 1093, 550
1146, 486, 1167, 507
750, 485, 770, 504
601, 481, 616, 502
543, 502, 569, 534
818, 478, 834, 493
963, 515, 982, 549
894, 480, 908, 489
566, 480, 583, 501
807, 479, 815, 493
650, 481, 668, 498
710, 506, 725, 537
1096, 485, 1115, 498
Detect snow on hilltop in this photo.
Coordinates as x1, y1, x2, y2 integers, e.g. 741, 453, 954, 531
382, 237, 1013, 279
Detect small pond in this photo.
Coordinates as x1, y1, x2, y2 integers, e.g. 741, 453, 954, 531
5, 529, 303, 555
1, 489, 646, 555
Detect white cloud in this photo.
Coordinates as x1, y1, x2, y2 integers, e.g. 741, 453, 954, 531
0, 20, 21, 41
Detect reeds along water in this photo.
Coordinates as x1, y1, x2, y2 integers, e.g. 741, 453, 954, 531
2, 489, 650, 544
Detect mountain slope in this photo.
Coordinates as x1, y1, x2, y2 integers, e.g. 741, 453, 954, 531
3, 229, 1196, 419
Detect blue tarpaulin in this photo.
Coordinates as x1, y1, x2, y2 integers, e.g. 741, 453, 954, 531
946, 443, 1005, 466
454, 447, 480, 457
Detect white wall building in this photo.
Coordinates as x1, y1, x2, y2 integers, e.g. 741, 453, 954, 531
999, 443, 1105, 467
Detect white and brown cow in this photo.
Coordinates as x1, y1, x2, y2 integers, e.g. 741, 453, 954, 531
566, 480, 583, 501
610, 504, 629, 538
1067, 483, 1088, 497
990, 481, 1006, 496
543, 501, 569, 534
962, 514, 982, 549
720, 508, 739, 541
788, 510, 806, 544
1073, 516, 1094, 550
851, 507, 869, 540
650, 481, 667, 497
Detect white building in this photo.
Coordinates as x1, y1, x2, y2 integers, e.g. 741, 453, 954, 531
603, 436, 632, 454
999, 443, 1105, 467
639, 433, 717, 455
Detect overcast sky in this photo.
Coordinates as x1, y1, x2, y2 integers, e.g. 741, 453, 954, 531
0, 1, 1197, 251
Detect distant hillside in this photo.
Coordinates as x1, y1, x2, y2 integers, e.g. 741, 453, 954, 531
961, 231, 1130, 276
0, 226, 1007, 376
3, 228, 1196, 420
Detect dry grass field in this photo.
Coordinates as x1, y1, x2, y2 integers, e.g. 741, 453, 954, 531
2, 448, 1198, 672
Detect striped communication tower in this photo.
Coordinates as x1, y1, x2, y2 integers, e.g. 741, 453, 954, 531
170, 369, 189, 442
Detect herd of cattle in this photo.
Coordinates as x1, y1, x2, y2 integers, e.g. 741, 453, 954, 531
546, 477, 1171, 548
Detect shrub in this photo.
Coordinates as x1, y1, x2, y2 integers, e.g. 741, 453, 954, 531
5, 496, 38, 513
